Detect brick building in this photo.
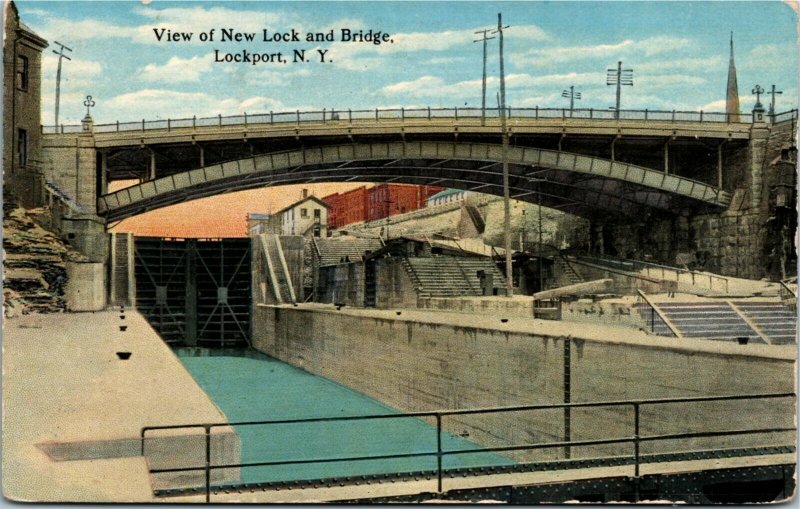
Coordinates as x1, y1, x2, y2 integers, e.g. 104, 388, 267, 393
322, 186, 369, 228
324, 184, 443, 229
367, 184, 443, 222
3, 1, 48, 207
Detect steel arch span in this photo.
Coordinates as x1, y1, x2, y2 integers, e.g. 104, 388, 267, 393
98, 141, 731, 223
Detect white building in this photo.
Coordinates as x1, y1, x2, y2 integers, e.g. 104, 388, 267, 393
274, 193, 330, 237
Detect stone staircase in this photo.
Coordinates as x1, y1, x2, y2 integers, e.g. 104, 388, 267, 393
403, 256, 505, 297
636, 301, 796, 345
260, 234, 295, 304
551, 255, 583, 289
733, 302, 797, 345
313, 236, 384, 267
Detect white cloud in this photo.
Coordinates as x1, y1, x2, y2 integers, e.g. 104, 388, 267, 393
381, 72, 606, 98
139, 54, 214, 83
331, 24, 547, 71
103, 89, 290, 119
513, 36, 691, 68
637, 56, 724, 73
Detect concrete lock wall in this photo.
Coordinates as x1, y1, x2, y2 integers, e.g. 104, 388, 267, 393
253, 305, 794, 464
65, 261, 106, 311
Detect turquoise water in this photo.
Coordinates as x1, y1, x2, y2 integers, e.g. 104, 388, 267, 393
175, 348, 514, 484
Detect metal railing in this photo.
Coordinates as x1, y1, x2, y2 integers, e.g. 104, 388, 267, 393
578, 254, 729, 294
42, 107, 799, 135
779, 279, 797, 312
635, 290, 680, 337
141, 392, 795, 502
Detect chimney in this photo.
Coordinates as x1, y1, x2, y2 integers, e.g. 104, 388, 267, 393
302, 188, 309, 199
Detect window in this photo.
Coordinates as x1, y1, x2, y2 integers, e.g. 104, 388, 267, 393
17, 56, 28, 91
17, 129, 27, 166
300, 208, 308, 218
313, 209, 321, 219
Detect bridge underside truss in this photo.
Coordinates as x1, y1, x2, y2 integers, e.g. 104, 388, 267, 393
99, 142, 731, 222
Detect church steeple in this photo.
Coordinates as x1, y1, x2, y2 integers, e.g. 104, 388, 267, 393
726, 32, 741, 121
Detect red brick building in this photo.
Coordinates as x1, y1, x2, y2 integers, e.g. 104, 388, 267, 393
367, 184, 443, 221
322, 186, 369, 228
324, 184, 444, 228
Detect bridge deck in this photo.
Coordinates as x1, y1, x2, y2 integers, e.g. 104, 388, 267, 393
87, 116, 754, 149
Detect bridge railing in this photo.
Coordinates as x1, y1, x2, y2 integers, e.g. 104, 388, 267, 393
141, 392, 795, 502
40, 107, 797, 135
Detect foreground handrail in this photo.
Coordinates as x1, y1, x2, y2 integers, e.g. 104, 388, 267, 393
141, 392, 795, 502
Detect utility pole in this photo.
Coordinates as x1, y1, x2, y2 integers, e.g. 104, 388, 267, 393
52, 41, 72, 129
606, 61, 633, 119
492, 13, 513, 298
473, 29, 495, 126
561, 86, 581, 116
768, 84, 783, 118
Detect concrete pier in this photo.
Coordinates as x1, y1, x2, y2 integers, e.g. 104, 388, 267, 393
2, 310, 239, 502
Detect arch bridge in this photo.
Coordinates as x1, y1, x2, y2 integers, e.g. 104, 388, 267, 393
41, 106, 770, 221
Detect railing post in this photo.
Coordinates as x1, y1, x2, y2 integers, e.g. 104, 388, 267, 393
244, 111, 248, 126
167, 118, 171, 131
427, 106, 431, 120
322, 108, 326, 122
589, 108, 593, 119
142, 119, 145, 132
455, 107, 458, 120
633, 403, 640, 503
651, 307, 655, 332
348, 108, 352, 123
193, 115, 196, 129
700, 110, 704, 122
218, 114, 222, 127
401, 107, 404, 121
535, 106, 538, 119
116, 120, 120, 132
61, 124, 64, 134
435, 414, 443, 493
375, 108, 379, 121
270, 111, 273, 124
204, 425, 212, 503
562, 108, 565, 119
644, 109, 648, 120
671, 110, 675, 122
296, 110, 300, 125
633, 403, 640, 478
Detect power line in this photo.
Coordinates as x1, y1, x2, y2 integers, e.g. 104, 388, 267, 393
473, 29, 496, 127
491, 13, 513, 298
606, 60, 633, 119
52, 41, 72, 128
561, 86, 582, 116
768, 84, 783, 117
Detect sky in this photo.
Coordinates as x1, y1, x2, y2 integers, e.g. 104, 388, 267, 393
17, 1, 800, 127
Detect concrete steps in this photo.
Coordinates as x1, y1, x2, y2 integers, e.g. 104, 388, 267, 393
636, 301, 796, 345
404, 256, 505, 298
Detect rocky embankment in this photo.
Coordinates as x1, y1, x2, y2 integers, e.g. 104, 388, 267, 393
3, 202, 85, 316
